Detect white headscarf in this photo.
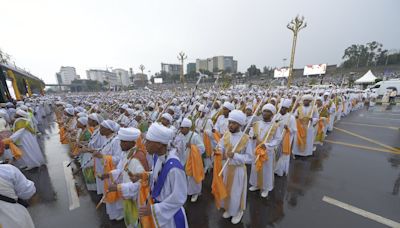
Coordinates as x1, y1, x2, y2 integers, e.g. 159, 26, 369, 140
228, 110, 246, 126
262, 104, 276, 114
146, 122, 173, 145
180, 118, 192, 128
78, 117, 88, 126
117, 127, 141, 141
101, 120, 120, 132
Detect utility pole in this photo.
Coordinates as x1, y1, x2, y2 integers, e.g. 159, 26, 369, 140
177, 51, 187, 84
286, 15, 307, 88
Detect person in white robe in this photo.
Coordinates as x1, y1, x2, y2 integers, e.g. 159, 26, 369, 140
0, 164, 36, 228
249, 104, 282, 198
213, 101, 234, 136
195, 105, 214, 173
323, 92, 336, 132
275, 99, 297, 177
90, 120, 123, 220
178, 118, 205, 202
8, 109, 45, 169
106, 127, 150, 227
218, 110, 253, 224
292, 94, 319, 157
136, 122, 188, 228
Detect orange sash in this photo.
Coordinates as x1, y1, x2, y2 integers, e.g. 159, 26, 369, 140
213, 131, 221, 143
138, 173, 156, 228
282, 129, 291, 155
104, 155, 121, 203
185, 144, 205, 184
296, 119, 307, 151
211, 151, 227, 209
255, 145, 268, 172
3, 138, 23, 159
136, 135, 147, 154
203, 133, 213, 157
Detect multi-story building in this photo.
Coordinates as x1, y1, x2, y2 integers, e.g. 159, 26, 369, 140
161, 63, 182, 76
86, 69, 118, 87
112, 68, 130, 86
55, 66, 79, 91
187, 63, 196, 74
195, 56, 238, 73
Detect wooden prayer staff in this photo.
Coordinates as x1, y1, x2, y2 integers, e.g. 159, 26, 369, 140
307, 90, 318, 129
218, 91, 269, 177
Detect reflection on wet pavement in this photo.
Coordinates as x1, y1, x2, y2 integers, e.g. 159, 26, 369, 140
25, 107, 400, 228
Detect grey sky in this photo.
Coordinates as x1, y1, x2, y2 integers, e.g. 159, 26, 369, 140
0, 0, 399, 83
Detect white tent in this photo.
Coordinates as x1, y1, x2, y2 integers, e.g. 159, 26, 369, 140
355, 70, 377, 84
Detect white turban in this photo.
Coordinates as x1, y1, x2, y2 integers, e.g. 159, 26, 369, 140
16, 109, 29, 118
180, 118, 192, 128
161, 113, 173, 123
120, 104, 129, 110
281, 99, 292, 108
117, 127, 141, 142
65, 108, 75, 116
223, 101, 235, 111
146, 123, 173, 145
262, 104, 276, 114
302, 94, 313, 101
198, 105, 205, 112
88, 113, 103, 124
20, 105, 28, 111
77, 112, 88, 118
228, 110, 246, 126
316, 96, 323, 101
101, 120, 120, 132
78, 117, 88, 126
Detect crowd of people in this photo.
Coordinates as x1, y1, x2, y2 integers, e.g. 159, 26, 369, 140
0, 86, 372, 228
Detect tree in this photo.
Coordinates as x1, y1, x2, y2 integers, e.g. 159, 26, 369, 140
0, 48, 11, 64
247, 65, 261, 77
341, 41, 388, 68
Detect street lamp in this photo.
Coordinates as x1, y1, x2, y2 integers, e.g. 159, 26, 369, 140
286, 15, 307, 88
177, 51, 187, 84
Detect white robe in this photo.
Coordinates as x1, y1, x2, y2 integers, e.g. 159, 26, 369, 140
181, 132, 205, 196
94, 136, 123, 220
249, 121, 282, 191
151, 151, 189, 228
214, 115, 229, 135
292, 106, 319, 157
218, 131, 253, 217
274, 112, 297, 176
0, 164, 36, 228
10, 124, 45, 169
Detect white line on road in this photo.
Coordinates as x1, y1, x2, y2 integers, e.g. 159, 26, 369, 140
63, 161, 80, 210
322, 196, 400, 228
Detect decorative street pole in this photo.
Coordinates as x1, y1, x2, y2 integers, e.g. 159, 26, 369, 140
286, 15, 307, 88
177, 51, 187, 84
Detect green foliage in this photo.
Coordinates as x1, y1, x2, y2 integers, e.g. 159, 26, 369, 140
341, 41, 400, 68
247, 65, 261, 77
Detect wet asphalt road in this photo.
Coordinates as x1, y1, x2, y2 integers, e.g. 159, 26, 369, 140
25, 105, 400, 228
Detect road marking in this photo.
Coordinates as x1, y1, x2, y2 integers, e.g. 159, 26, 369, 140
325, 140, 400, 154
369, 112, 400, 116
334, 127, 400, 153
322, 196, 400, 228
338, 122, 399, 131
63, 161, 80, 210
363, 116, 400, 121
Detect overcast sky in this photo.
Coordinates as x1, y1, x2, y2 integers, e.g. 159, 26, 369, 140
0, 0, 399, 83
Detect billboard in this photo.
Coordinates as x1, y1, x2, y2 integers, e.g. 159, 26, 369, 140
303, 64, 327, 76
274, 68, 289, 78
154, 78, 163, 84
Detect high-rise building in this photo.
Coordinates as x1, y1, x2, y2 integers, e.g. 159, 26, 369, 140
187, 63, 196, 74
112, 68, 130, 86
86, 69, 118, 87
55, 66, 79, 90
161, 63, 182, 76
195, 56, 238, 73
